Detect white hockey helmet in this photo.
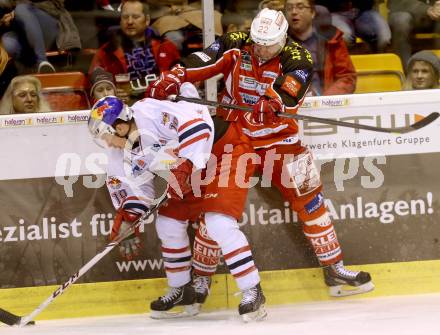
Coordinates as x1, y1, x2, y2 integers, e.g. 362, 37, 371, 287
250, 8, 288, 46
88, 95, 133, 138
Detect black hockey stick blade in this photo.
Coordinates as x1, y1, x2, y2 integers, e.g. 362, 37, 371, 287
0, 308, 34, 326
278, 111, 440, 134
399, 112, 440, 133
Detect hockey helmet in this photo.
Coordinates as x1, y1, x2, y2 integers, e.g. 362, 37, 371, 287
88, 95, 133, 138
250, 8, 288, 46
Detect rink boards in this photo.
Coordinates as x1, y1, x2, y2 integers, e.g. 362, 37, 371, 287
1, 90, 440, 320
1, 261, 440, 320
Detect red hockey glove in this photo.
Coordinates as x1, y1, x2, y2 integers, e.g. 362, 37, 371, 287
252, 96, 284, 124
145, 71, 181, 100
110, 207, 142, 260
168, 159, 193, 200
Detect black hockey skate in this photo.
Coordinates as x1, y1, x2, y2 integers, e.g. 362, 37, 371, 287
323, 260, 375, 297
238, 283, 267, 322
150, 282, 198, 319
190, 274, 212, 315
193, 275, 211, 304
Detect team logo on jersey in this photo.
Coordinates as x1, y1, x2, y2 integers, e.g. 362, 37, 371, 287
281, 76, 302, 97
240, 62, 252, 71
239, 75, 256, 90
151, 143, 161, 152
208, 41, 220, 52
204, 193, 218, 199
229, 32, 248, 41
240, 52, 252, 71
293, 69, 310, 84
170, 116, 178, 131
194, 51, 211, 62
256, 82, 269, 96
284, 45, 303, 62
161, 112, 170, 125
239, 92, 259, 105
107, 176, 122, 190
305, 192, 324, 214
241, 50, 251, 61
262, 71, 278, 80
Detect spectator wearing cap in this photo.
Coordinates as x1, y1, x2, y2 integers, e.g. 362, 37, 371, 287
89, 67, 117, 103
404, 50, 440, 90
0, 75, 51, 114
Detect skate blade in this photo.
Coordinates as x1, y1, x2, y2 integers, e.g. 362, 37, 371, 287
150, 304, 200, 320
241, 305, 267, 323
329, 281, 375, 297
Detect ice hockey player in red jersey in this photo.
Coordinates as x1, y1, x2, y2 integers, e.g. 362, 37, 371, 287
146, 7, 374, 307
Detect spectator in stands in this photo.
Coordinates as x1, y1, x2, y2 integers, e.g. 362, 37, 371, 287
0, 75, 50, 114
284, 0, 356, 95
404, 50, 440, 90
0, 4, 18, 97
0, 0, 81, 73
89, 67, 117, 103
258, 0, 284, 11
89, 0, 180, 86
315, 1, 391, 52
388, 0, 440, 66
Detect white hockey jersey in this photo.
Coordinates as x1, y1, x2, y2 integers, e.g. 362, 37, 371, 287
106, 85, 214, 211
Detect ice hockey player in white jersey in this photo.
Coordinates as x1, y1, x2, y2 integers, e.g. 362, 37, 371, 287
88, 82, 214, 318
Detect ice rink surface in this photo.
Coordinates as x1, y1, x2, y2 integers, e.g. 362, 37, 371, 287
3, 293, 440, 335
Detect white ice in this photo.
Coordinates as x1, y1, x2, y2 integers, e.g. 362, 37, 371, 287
3, 293, 440, 335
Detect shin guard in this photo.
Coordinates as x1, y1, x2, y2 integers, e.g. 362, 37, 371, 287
192, 217, 221, 276
302, 212, 342, 266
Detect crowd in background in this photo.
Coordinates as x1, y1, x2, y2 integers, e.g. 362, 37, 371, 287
0, 0, 439, 115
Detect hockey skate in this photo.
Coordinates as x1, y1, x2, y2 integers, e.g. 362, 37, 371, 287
150, 282, 198, 319
193, 275, 211, 304
238, 283, 267, 322
323, 260, 375, 297
191, 275, 211, 314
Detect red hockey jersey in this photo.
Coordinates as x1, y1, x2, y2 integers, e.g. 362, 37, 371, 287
178, 31, 313, 148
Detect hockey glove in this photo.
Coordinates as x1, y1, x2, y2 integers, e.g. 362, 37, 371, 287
110, 207, 142, 260
145, 71, 181, 100
252, 96, 284, 124
168, 158, 193, 200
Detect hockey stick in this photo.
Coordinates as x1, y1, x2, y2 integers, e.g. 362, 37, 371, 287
0, 308, 34, 326
173, 96, 439, 134
0, 194, 168, 327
